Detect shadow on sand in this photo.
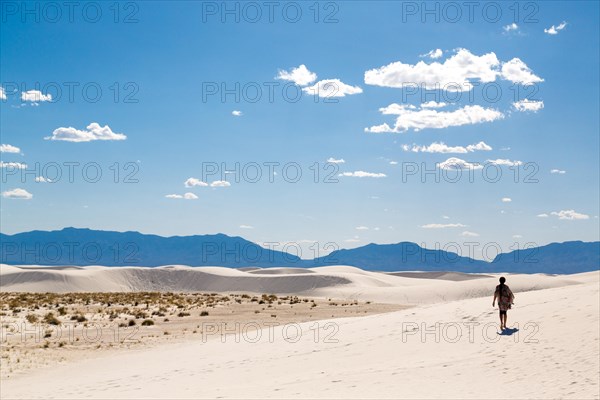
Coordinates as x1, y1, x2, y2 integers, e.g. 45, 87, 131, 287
498, 328, 519, 336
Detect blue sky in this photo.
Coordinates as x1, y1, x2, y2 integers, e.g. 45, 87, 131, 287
1, 1, 599, 260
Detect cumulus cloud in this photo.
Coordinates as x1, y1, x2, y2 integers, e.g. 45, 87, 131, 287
500, 58, 544, 84
550, 169, 566, 174
503, 23, 519, 33
0, 144, 21, 153
45, 123, 126, 142
365, 48, 542, 92
355, 226, 369, 230
276, 64, 317, 86
35, 176, 51, 183
550, 210, 589, 220
2, 188, 32, 199
21, 90, 52, 103
302, 79, 363, 97
421, 223, 467, 229
402, 141, 492, 153
513, 99, 544, 112
389, 161, 398, 165
420, 101, 447, 108
184, 178, 209, 188
437, 157, 483, 170
0, 87, 6, 100
544, 21, 567, 35
366, 104, 503, 133
461, 231, 480, 237
487, 159, 523, 167
420, 49, 443, 59
232, 110, 243, 117
210, 180, 231, 187
537, 213, 549, 218
502, 197, 512, 202
0, 161, 27, 169
239, 225, 254, 229
339, 171, 386, 178
165, 193, 198, 200
327, 157, 345, 164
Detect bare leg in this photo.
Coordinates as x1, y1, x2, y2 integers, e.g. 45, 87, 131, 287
502, 314, 508, 329
499, 312, 503, 330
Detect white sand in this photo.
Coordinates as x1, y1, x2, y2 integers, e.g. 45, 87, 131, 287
1, 265, 598, 399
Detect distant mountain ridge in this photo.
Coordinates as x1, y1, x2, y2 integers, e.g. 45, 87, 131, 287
0, 228, 598, 274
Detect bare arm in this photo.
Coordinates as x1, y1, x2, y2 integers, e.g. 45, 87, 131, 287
492, 291, 497, 307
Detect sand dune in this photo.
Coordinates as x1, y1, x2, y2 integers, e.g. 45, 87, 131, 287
0, 264, 587, 305
1, 270, 597, 399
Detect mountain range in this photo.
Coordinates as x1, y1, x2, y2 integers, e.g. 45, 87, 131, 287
0, 228, 598, 274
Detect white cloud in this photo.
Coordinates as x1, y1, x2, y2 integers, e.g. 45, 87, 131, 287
210, 180, 231, 187
421, 223, 467, 229
345, 238, 361, 243
420, 101, 447, 108
232, 110, 243, 117
513, 99, 544, 112
461, 231, 480, 237
365, 48, 542, 92
503, 23, 519, 33
0, 144, 21, 153
239, 225, 254, 229
2, 188, 32, 200
45, 122, 126, 142
420, 49, 443, 59
339, 171, 386, 178
276, 64, 317, 86
550, 210, 589, 220
500, 58, 544, 84
327, 157, 345, 164
402, 141, 492, 154
537, 213, 549, 218
366, 105, 503, 133
21, 90, 52, 103
389, 161, 398, 165
355, 226, 369, 230
184, 178, 209, 188
502, 197, 512, 202
0, 161, 27, 169
438, 157, 483, 170
487, 159, 523, 167
165, 193, 198, 200
544, 21, 567, 35
35, 176, 51, 183
550, 169, 566, 174
302, 79, 363, 97
0, 87, 6, 100
513, 234, 523, 238
442, 215, 450, 219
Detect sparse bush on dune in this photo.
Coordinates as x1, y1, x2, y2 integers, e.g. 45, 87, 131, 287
43, 312, 60, 326
25, 314, 38, 323
200, 311, 209, 317
141, 319, 154, 326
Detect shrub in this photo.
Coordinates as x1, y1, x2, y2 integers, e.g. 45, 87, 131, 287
200, 311, 209, 317
43, 312, 60, 325
57, 307, 67, 316
177, 312, 190, 317
26, 314, 38, 323
141, 319, 154, 326
128, 319, 136, 326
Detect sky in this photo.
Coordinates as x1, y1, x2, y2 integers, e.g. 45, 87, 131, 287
1, 1, 599, 260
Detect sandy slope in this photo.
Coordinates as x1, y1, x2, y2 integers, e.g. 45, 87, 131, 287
0, 266, 598, 399
1, 270, 597, 399
0, 264, 585, 305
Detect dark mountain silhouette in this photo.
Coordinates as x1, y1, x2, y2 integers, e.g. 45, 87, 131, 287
310, 242, 490, 272
490, 241, 600, 274
0, 227, 303, 268
0, 228, 598, 273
